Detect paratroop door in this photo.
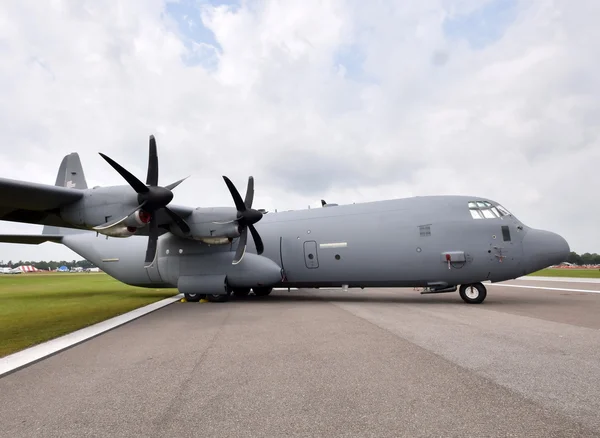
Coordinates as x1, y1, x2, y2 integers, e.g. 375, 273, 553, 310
303, 240, 319, 268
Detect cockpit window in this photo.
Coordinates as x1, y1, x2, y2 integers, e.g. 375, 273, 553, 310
482, 209, 496, 219
468, 201, 510, 219
496, 205, 511, 216
470, 209, 483, 219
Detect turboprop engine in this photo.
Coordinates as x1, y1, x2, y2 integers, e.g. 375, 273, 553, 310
188, 222, 241, 245
94, 208, 152, 237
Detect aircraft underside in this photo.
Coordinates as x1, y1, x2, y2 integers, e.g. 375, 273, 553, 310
58, 233, 516, 303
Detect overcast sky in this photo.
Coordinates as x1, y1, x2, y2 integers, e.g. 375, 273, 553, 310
0, 0, 598, 262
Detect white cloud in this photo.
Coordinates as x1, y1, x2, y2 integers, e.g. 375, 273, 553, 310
0, 0, 598, 262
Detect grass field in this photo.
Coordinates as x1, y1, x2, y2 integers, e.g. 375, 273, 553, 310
0, 273, 177, 358
528, 268, 600, 278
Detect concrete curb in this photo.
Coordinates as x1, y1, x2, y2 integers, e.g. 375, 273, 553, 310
0, 294, 183, 378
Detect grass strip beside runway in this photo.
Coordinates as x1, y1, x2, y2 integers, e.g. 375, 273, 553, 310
529, 268, 600, 278
0, 273, 176, 357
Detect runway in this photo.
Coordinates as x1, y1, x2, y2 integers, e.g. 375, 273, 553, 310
1, 278, 600, 437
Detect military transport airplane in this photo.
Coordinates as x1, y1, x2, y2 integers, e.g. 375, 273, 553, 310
0, 135, 569, 304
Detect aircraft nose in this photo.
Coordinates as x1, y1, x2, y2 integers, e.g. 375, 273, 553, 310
522, 229, 570, 273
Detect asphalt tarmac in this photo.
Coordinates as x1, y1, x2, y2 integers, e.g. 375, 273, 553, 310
1, 279, 600, 437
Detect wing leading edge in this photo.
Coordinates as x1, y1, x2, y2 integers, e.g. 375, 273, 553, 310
0, 176, 85, 229
0, 234, 63, 244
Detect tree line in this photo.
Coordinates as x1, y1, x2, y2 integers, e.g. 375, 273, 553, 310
566, 252, 600, 266
0, 259, 96, 270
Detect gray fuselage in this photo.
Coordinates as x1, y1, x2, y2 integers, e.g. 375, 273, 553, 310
60, 195, 569, 292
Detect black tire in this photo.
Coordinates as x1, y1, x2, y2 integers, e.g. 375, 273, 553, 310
206, 290, 231, 303
253, 287, 272, 297
232, 287, 251, 297
459, 283, 487, 304
185, 293, 202, 302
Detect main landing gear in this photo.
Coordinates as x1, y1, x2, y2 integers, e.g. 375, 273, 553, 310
459, 283, 487, 304
252, 287, 272, 297
184, 287, 273, 303
184, 293, 206, 302
183, 291, 230, 303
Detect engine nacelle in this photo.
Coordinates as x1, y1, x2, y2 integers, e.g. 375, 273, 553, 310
92, 209, 150, 238
123, 209, 152, 228
207, 222, 241, 239
188, 222, 241, 244
97, 225, 137, 238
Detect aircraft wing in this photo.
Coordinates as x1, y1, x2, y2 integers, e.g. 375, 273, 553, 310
0, 234, 63, 244
0, 177, 84, 228
0, 176, 196, 234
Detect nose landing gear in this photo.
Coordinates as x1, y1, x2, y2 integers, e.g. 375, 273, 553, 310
459, 283, 487, 304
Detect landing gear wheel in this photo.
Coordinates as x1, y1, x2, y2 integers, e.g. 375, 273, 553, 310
206, 289, 231, 303
232, 287, 251, 297
459, 283, 487, 304
253, 287, 272, 297
184, 293, 203, 302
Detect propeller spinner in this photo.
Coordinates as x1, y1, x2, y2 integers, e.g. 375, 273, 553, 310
99, 135, 190, 266
222, 175, 264, 264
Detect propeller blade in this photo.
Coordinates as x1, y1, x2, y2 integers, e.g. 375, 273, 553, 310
223, 176, 246, 212
232, 226, 248, 265
163, 206, 191, 234
244, 176, 254, 209
146, 135, 158, 186
248, 223, 264, 254
145, 217, 159, 266
165, 176, 189, 191
99, 153, 149, 194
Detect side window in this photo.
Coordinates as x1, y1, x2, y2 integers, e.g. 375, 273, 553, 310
501, 225, 511, 241
496, 205, 512, 216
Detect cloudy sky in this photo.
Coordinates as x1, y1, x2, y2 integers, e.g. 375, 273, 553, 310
0, 0, 598, 263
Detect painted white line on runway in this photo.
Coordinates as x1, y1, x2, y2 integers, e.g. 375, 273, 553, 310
491, 284, 600, 294
516, 276, 600, 284
0, 294, 183, 378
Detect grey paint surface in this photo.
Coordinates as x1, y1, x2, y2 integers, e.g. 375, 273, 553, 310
0, 149, 570, 296
0, 282, 598, 437
56, 195, 568, 294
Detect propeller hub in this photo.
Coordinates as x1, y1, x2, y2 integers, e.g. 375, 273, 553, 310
139, 186, 173, 211
241, 208, 263, 226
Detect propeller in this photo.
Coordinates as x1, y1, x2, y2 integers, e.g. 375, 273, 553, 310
222, 175, 264, 264
99, 135, 190, 266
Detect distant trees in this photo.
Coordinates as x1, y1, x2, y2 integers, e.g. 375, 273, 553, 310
0, 259, 96, 270
566, 252, 600, 266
